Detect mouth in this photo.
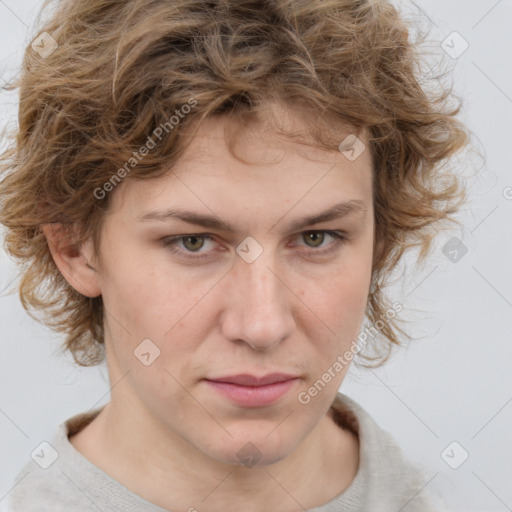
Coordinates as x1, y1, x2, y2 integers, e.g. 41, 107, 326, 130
204, 373, 300, 407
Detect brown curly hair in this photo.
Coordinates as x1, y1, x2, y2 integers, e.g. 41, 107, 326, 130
0, 0, 470, 367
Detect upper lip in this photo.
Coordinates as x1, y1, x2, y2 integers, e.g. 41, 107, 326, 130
205, 373, 299, 386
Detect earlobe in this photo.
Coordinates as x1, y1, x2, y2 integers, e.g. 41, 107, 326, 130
40, 223, 102, 298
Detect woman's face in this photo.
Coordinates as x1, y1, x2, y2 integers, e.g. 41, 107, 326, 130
87, 109, 375, 467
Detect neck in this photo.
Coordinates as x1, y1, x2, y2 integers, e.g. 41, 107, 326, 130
70, 395, 359, 512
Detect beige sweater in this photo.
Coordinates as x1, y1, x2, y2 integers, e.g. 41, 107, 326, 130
7, 392, 443, 511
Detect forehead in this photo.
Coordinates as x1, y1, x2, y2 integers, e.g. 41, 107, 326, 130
110, 109, 373, 224
172, 102, 371, 175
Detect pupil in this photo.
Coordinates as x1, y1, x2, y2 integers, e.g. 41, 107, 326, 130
307, 232, 323, 247
185, 235, 203, 251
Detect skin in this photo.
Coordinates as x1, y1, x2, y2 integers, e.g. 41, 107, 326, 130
42, 105, 377, 512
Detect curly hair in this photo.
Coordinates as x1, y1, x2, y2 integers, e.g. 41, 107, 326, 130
0, 0, 470, 367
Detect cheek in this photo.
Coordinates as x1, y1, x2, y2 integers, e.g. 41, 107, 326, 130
310, 260, 372, 338
340, 262, 372, 313
103, 254, 196, 332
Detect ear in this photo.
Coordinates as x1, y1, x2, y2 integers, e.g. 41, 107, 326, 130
40, 223, 102, 298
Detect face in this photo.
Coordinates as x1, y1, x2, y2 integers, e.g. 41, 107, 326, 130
82, 108, 375, 467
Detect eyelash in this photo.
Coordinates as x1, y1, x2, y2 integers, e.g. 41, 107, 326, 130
161, 230, 347, 261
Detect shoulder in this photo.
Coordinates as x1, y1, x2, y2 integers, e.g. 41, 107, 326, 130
8, 466, 99, 511
331, 392, 445, 511
7, 411, 104, 512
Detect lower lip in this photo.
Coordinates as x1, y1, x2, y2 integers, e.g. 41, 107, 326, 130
205, 378, 299, 407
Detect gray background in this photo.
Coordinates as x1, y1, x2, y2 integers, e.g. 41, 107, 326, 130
0, 0, 511, 510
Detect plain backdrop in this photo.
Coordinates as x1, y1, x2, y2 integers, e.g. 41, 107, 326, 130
0, 1, 511, 511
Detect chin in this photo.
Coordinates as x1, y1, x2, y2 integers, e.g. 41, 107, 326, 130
202, 430, 297, 468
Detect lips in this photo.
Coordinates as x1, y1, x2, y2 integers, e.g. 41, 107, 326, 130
204, 374, 300, 407
205, 373, 298, 387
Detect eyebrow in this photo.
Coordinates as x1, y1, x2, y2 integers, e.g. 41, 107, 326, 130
136, 199, 367, 233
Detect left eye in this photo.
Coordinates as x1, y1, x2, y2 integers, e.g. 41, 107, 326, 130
301, 231, 335, 248
294, 230, 347, 255
161, 230, 346, 259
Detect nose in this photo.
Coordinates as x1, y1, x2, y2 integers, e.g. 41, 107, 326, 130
220, 249, 295, 352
